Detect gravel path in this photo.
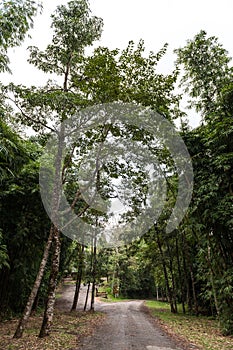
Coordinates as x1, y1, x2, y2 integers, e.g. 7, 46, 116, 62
80, 300, 184, 350
55, 282, 92, 311
56, 282, 188, 350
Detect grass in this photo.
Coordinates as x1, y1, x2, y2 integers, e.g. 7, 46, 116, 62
99, 294, 131, 302
95, 286, 131, 303
145, 300, 233, 350
0, 310, 105, 350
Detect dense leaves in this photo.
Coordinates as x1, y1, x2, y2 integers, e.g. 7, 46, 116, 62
0, 0, 41, 72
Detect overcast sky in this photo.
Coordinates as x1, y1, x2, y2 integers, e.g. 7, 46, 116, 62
2, 0, 233, 127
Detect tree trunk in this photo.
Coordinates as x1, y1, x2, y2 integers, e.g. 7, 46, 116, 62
206, 244, 220, 317
166, 239, 177, 313
190, 266, 199, 316
156, 285, 159, 301
155, 226, 176, 313
14, 43, 71, 339
90, 239, 97, 311
181, 230, 191, 312
39, 227, 61, 338
31, 289, 39, 313
71, 244, 85, 311
175, 236, 186, 314
13, 225, 54, 338
84, 281, 90, 311
38, 116, 66, 338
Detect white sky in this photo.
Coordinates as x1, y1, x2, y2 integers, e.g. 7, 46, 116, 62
1, 0, 233, 127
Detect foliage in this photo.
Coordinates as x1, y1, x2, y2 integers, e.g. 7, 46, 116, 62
0, 229, 9, 270
175, 31, 233, 333
175, 30, 233, 116
0, 0, 41, 72
0, 139, 51, 314
0, 119, 28, 179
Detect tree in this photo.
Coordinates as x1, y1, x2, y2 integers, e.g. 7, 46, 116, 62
8, 0, 181, 337
176, 31, 233, 334
175, 30, 233, 116
0, 0, 41, 175
11, 0, 103, 338
0, 0, 41, 72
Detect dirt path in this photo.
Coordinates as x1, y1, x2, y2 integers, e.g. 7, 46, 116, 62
55, 282, 92, 311
80, 300, 185, 350
56, 282, 190, 350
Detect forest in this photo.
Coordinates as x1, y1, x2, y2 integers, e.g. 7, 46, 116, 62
0, 0, 233, 347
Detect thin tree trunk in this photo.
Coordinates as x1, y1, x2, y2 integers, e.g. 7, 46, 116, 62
155, 226, 176, 313
39, 227, 61, 337
90, 237, 97, 311
84, 241, 94, 312
190, 266, 199, 316
166, 239, 177, 313
14, 122, 64, 338
206, 245, 220, 317
84, 281, 90, 311
181, 230, 193, 313
13, 225, 54, 338
38, 107, 66, 338
71, 244, 85, 311
90, 170, 100, 311
175, 236, 185, 314
156, 285, 159, 301
111, 247, 119, 295
15, 49, 71, 339
31, 288, 39, 313
181, 230, 190, 312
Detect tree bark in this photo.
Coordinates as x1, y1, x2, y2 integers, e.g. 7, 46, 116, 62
155, 226, 176, 313
84, 281, 90, 311
71, 244, 85, 311
90, 239, 97, 311
190, 265, 199, 316
175, 236, 186, 314
38, 112, 66, 338
166, 238, 177, 313
206, 244, 220, 317
13, 225, 54, 338
39, 227, 61, 337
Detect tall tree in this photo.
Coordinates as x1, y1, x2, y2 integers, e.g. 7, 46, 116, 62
9, 0, 181, 337
176, 31, 233, 334
12, 0, 103, 338
175, 30, 233, 116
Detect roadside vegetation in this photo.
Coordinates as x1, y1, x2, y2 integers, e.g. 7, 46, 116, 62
146, 300, 233, 350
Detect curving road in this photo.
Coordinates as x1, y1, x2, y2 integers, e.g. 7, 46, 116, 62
56, 282, 195, 350
80, 300, 183, 350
